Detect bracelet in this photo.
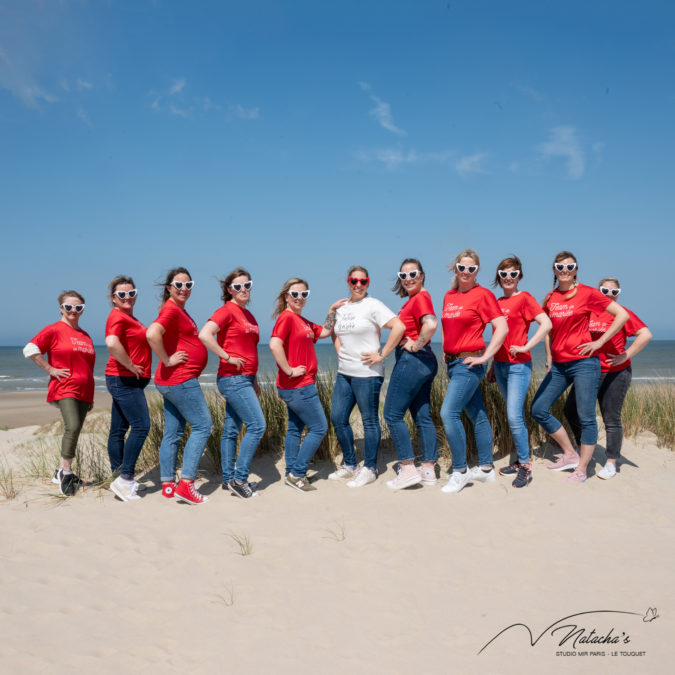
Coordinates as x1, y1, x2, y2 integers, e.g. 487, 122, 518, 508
224, 354, 230, 362
378, 348, 384, 358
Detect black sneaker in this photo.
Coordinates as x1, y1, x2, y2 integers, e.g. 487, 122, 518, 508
223, 480, 258, 491
228, 479, 258, 499
52, 468, 63, 484
60, 472, 81, 496
512, 464, 532, 488
499, 462, 521, 476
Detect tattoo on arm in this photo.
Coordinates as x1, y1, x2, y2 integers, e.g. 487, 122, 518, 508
412, 335, 426, 350
323, 310, 336, 332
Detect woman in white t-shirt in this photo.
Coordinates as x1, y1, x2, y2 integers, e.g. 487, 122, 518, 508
328, 266, 405, 487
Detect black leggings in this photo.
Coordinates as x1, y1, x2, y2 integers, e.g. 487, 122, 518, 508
564, 366, 632, 460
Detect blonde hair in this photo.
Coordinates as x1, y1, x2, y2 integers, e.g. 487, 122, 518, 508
543, 250, 578, 308
449, 248, 480, 290
272, 277, 308, 318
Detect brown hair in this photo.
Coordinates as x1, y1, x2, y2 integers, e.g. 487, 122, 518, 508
492, 255, 523, 289
219, 268, 251, 303
599, 276, 620, 288
159, 267, 191, 304
347, 265, 369, 278
543, 251, 578, 308
449, 248, 480, 290
108, 275, 135, 306
272, 277, 308, 318
58, 289, 85, 305
392, 258, 425, 298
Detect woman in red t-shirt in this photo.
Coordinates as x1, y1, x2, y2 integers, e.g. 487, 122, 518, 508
269, 277, 346, 492
531, 252, 629, 483
439, 249, 508, 495
23, 289, 95, 496
489, 255, 551, 489
564, 277, 652, 479
382, 258, 439, 490
199, 268, 264, 499
104, 274, 152, 502
147, 267, 211, 505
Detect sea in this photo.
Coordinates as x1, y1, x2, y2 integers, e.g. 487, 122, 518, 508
1, 341, 674, 394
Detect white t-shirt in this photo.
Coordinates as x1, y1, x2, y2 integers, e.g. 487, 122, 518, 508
334, 296, 396, 377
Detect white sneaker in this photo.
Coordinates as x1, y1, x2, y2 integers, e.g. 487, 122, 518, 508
110, 476, 141, 501
328, 464, 357, 480
418, 467, 438, 486
470, 466, 496, 483
597, 463, 617, 480
441, 470, 470, 494
386, 467, 422, 490
347, 467, 377, 488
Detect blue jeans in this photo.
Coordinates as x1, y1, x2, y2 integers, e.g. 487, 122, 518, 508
330, 373, 384, 472
217, 375, 266, 483
105, 375, 151, 480
277, 384, 328, 477
493, 361, 533, 465
531, 357, 600, 445
383, 347, 438, 462
440, 360, 492, 471
156, 378, 213, 482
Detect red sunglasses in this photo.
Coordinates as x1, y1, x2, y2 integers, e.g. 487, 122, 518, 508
348, 277, 370, 286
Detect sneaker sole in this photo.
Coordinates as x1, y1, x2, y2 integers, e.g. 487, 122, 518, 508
597, 473, 615, 480
285, 478, 315, 492
512, 476, 532, 488
547, 460, 580, 472
110, 482, 131, 502
386, 474, 422, 490
175, 494, 209, 504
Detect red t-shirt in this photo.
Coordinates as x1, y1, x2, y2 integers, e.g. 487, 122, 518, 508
398, 290, 435, 341
104, 308, 152, 378
441, 285, 502, 354
30, 321, 96, 403
544, 284, 612, 363
209, 302, 260, 377
590, 307, 647, 373
494, 291, 544, 363
271, 310, 322, 389
153, 300, 208, 386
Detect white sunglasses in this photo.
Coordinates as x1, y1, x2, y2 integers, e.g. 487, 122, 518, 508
230, 280, 253, 292
171, 280, 194, 290
398, 270, 421, 280
555, 263, 577, 272
61, 303, 85, 313
600, 286, 621, 297
288, 289, 310, 299
498, 270, 520, 280
456, 263, 478, 274
113, 289, 138, 300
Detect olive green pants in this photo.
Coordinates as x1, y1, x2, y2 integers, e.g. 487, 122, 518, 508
56, 398, 89, 460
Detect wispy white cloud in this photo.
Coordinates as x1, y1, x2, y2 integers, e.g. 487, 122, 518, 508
355, 147, 453, 171
168, 77, 186, 95
456, 153, 489, 177
517, 84, 544, 102
359, 81, 406, 136
0, 41, 58, 108
231, 104, 260, 120
536, 125, 584, 179
76, 77, 92, 91
76, 107, 92, 127
169, 103, 190, 118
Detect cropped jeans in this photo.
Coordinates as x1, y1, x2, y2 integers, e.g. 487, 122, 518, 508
440, 359, 492, 471
383, 347, 438, 463
105, 375, 151, 480
330, 373, 384, 472
530, 356, 600, 445
564, 366, 632, 459
277, 383, 328, 478
156, 378, 213, 482
217, 374, 266, 483
493, 361, 533, 465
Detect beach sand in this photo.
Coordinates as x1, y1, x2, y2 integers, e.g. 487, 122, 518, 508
0, 391, 113, 428
0, 418, 672, 674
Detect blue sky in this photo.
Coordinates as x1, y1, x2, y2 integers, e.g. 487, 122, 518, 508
1, 0, 673, 344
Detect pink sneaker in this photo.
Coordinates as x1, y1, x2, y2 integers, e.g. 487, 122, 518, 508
174, 480, 209, 505
386, 466, 422, 490
546, 454, 580, 472
565, 469, 587, 483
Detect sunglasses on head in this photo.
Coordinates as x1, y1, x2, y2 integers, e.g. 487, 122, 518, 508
600, 286, 621, 297
498, 270, 520, 280
348, 277, 369, 286
61, 303, 85, 313
171, 280, 194, 290
288, 289, 310, 299
230, 280, 253, 292
397, 270, 420, 280
456, 263, 478, 274
113, 289, 138, 300
554, 263, 577, 272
